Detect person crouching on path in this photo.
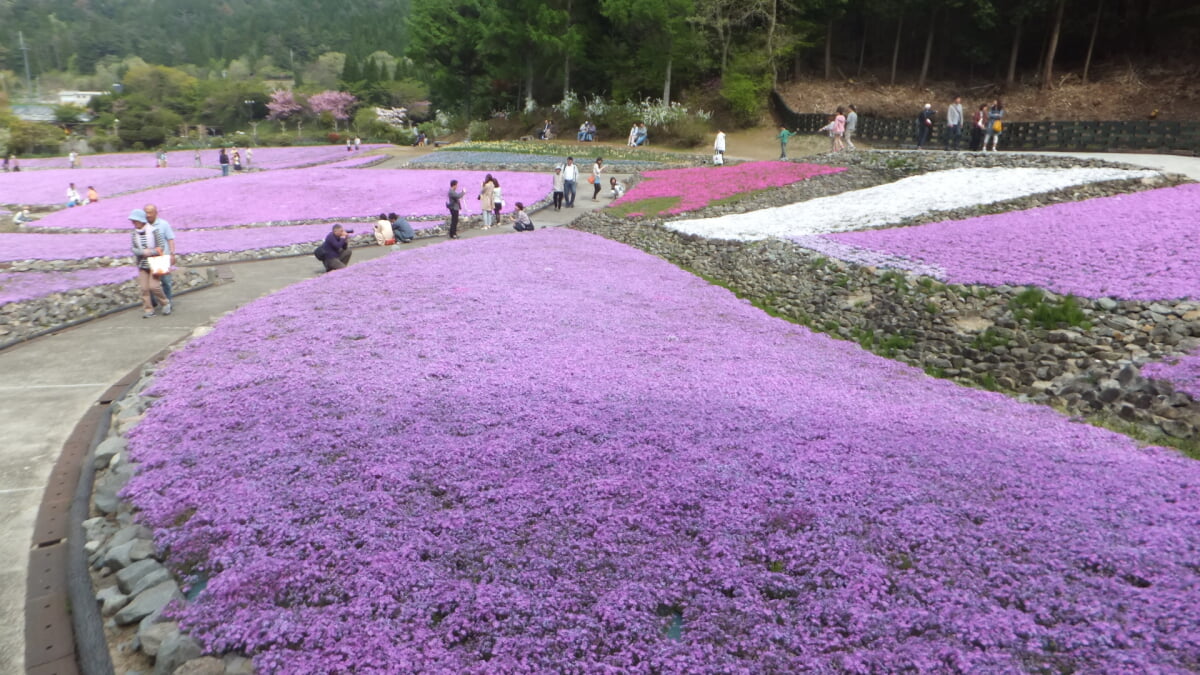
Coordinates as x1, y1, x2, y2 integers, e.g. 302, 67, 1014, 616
374, 212, 395, 246
512, 202, 534, 231
390, 212, 415, 243
447, 180, 465, 239
145, 204, 176, 307
321, 225, 353, 271
129, 209, 171, 318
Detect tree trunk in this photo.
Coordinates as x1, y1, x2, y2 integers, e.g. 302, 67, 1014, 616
890, 14, 903, 86
1041, 0, 1066, 90
1006, 20, 1022, 87
824, 19, 834, 80
563, 0, 573, 97
663, 55, 672, 104
719, 23, 730, 75
525, 58, 534, 109
856, 22, 867, 78
767, 0, 779, 86
917, 10, 936, 88
1082, 0, 1102, 82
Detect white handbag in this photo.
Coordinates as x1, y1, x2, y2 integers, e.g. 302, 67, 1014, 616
712, 153, 724, 165
147, 254, 171, 277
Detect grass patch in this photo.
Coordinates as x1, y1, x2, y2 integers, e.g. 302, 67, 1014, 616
971, 328, 1011, 350
1086, 414, 1200, 461
607, 196, 683, 219
1010, 287, 1091, 330
708, 188, 772, 208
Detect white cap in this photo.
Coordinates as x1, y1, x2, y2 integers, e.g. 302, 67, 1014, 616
924, 103, 932, 109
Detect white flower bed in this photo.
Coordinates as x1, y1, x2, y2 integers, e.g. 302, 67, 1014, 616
666, 167, 1159, 241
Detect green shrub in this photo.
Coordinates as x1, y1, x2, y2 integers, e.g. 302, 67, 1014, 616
467, 120, 490, 141
719, 72, 769, 126
656, 115, 710, 148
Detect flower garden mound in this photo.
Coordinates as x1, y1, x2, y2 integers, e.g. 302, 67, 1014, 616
1144, 348, 1200, 399
667, 166, 1159, 241
27, 168, 550, 231
611, 161, 845, 216
125, 229, 1200, 673
0, 268, 134, 304
0, 167, 218, 206
409, 150, 662, 169
796, 184, 1200, 301
17, 145, 389, 171
0, 223, 391, 264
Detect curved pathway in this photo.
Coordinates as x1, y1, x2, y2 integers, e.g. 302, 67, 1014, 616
0, 193, 613, 671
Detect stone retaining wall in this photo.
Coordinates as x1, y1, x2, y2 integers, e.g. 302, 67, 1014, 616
572, 212, 1200, 445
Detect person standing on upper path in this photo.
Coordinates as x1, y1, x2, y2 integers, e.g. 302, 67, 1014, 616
591, 157, 604, 201
777, 126, 795, 159
246, 147, 254, 168
232, 149, 243, 172
354, 137, 361, 151
844, 105, 858, 150
193, 149, 202, 168
129, 208, 171, 318
219, 148, 230, 176
319, 224, 353, 272
551, 166, 565, 211
970, 104, 987, 151
145, 204, 176, 306
916, 104, 936, 149
68, 151, 78, 168
944, 96, 964, 151
984, 99, 1005, 152
714, 130, 727, 160
447, 180, 465, 239
562, 157, 579, 208
479, 174, 497, 228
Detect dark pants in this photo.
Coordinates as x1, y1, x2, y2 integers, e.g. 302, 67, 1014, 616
970, 127, 984, 151
593, 180, 602, 199
448, 209, 459, 237
323, 247, 352, 272
564, 180, 577, 207
944, 125, 962, 150
916, 125, 931, 148
553, 191, 563, 209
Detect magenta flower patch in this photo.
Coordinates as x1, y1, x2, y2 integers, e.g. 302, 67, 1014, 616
1143, 349, 1200, 399
16, 145, 390, 171
0, 167, 217, 206
0, 268, 134, 303
124, 229, 1200, 673
610, 161, 844, 215
28, 168, 549, 230
821, 184, 1200, 300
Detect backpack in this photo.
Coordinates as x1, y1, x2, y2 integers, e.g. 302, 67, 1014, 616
313, 245, 326, 261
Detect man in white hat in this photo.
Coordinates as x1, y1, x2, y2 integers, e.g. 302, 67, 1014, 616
916, 103, 936, 149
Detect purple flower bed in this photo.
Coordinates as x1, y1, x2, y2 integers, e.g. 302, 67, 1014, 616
820, 184, 1200, 301
28, 168, 549, 230
125, 229, 1200, 673
1143, 349, 1200, 399
0, 221, 422, 262
0, 267, 134, 303
16, 145, 390, 171
0, 167, 218, 206
611, 161, 844, 215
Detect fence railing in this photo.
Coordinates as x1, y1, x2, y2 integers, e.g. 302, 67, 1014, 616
770, 91, 1200, 155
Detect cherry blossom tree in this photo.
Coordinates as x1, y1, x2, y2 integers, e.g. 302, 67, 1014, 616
307, 90, 358, 131
266, 89, 305, 133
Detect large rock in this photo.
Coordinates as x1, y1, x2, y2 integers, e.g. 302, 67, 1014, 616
154, 632, 203, 675
93, 436, 128, 469
138, 621, 179, 658
115, 580, 181, 626
94, 463, 135, 515
103, 539, 156, 571
95, 586, 129, 616
223, 655, 254, 675
117, 559, 170, 595
172, 657, 225, 675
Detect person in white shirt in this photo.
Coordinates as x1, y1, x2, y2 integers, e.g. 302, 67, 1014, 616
66, 183, 82, 207
944, 96, 964, 150
552, 167, 565, 211
609, 177, 625, 199
591, 157, 604, 201
561, 157, 579, 208
627, 124, 639, 147
714, 130, 727, 158
68, 151, 78, 168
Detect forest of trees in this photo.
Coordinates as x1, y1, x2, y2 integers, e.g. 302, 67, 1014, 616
1, 0, 1198, 129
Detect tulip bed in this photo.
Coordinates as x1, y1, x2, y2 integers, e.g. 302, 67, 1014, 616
797, 184, 1200, 301
1143, 349, 1200, 399
667, 167, 1158, 241
0, 167, 218, 207
610, 161, 845, 217
125, 229, 1200, 673
0, 268, 134, 304
27, 168, 549, 231
15, 145, 390, 171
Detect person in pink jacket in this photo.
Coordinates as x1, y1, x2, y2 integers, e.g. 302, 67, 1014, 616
832, 107, 847, 152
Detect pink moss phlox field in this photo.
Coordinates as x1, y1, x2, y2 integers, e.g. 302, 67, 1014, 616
0, 222, 404, 263
16, 145, 389, 171
1143, 349, 1200, 399
610, 161, 845, 215
0, 168, 218, 206
28, 168, 549, 230
0, 268, 133, 304
124, 229, 1200, 673
821, 184, 1200, 301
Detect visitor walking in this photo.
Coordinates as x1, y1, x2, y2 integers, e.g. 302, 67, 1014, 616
219, 148, 230, 176
778, 126, 795, 159
552, 167, 565, 211
916, 104, 936, 149
819, 115, 837, 152
447, 180, 464, 239
714, 130, 727, 160
844, 105, 858, 150
944, 96, 964, 150
354, 137, 361, 151
491, 178, 504, 222
591, 158, 604, 201
970, 104, 988, 151
833, 107, 847, 152
193, 149, 202, 168
68, 151, 78, 169
562, 157, 579, 208
128, 208, 171, 318
318, 225, 353, 271
246, 147, 254, 167
479, 174, 497, 228
232, 149, 242, 172
145, 204, 176, 305
984, 100, 1005, 152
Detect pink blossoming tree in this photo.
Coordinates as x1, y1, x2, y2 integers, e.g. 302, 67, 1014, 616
307, 90, 358, 131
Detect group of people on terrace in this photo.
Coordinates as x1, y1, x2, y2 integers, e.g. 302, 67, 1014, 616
65, 182, 99, 207
916, 98, 1007, 152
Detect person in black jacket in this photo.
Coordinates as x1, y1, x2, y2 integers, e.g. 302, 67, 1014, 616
320, 225, 353, 271
916, 104, 936, 149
